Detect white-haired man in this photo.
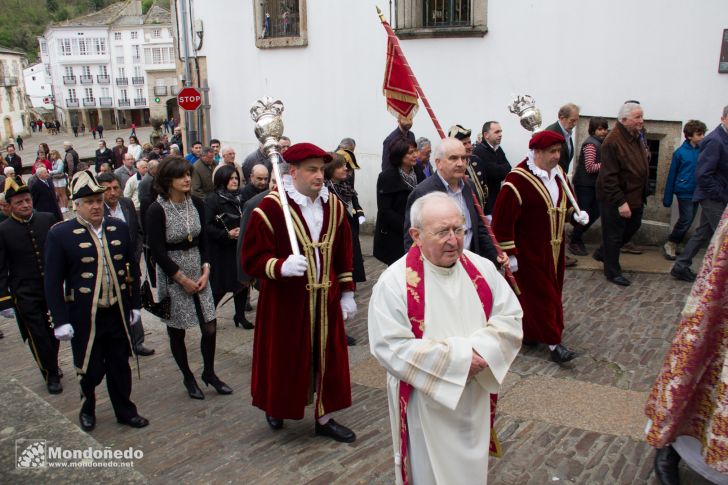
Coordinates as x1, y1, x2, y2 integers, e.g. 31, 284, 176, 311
593, 102, 649, 287
369, 191, 522, 485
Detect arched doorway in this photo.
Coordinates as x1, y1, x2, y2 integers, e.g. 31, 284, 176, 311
3, 117, 13, 141
166, 98, 179, 123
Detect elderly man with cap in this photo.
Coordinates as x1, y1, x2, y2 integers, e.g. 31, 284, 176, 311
0, 178, 63, 394
492, 131, 589, 364
242, 142, 357, 442
45, 170, 149, 431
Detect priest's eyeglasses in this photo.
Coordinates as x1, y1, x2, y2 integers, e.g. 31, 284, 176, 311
429, 225, 466, 241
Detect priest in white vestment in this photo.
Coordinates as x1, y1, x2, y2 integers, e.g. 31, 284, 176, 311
369, 192, 523, 485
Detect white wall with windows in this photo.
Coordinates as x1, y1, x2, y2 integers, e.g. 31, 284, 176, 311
189, 0, 728, 217
23, 63, 54, 109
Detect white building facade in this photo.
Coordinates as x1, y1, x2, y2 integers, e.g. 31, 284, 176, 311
178, 0, 728, 233
0, 46, 29, 144
23, 63, 54, 110
40, 0, 176, 133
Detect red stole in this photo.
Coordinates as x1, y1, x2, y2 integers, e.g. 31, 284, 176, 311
399, 245, 501, 485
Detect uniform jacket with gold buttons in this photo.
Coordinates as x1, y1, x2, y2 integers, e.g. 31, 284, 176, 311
44, 216, 141, 373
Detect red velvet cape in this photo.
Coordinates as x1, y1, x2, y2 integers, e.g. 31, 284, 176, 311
242, 190, 355, 419
491, 160, 575, 345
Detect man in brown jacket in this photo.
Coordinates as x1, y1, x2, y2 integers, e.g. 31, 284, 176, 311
191, 146, 215, 199
593, 102, 648, 286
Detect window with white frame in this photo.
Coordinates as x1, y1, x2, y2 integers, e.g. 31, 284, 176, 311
84, 87, 93, 99
78, 38, 89, 56
94, 38, 106, 55
144, 46, 174, 65
40, 40, 47, 54
101, 87, 110, 97
152, 28, 161, 39
133, 45, 141, 63
118, 67, 126, 77
130, 31, 138, 40
133, 66, 143, 77
136, 88, 144, 98
64, 66, 73, 77
99, 65, 108, 75
67, 88, 77, 101
393, 0, 487, 38
59, 39, 72, 56
81, 66, 91, 76
120, 88, 128, 100
114, 32, 122, 40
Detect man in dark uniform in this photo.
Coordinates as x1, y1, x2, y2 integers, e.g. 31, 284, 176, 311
0, 178, 62, 394
448, 124, 488, 210
45, 170, 149, 431
98, 172, 155, 356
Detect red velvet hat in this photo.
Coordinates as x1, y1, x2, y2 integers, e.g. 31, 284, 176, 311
528, 130, 565, 150
282, 142, 332, 164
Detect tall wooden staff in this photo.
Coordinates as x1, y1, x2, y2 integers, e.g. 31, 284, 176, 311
376, 7, 520, 294
250, 97, 300, 256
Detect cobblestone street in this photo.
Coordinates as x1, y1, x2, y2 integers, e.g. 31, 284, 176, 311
0, 236, 711, 484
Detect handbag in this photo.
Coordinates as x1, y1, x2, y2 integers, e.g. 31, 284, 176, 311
140, 276, 170, 319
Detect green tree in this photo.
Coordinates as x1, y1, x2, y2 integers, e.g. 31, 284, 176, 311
46, 0, 58, 12
141, 0, 153, 14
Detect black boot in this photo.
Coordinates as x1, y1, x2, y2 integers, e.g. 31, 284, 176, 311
234, 314, 254, 329
654, 445, 680, 485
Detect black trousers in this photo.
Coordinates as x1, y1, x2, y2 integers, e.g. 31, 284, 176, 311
14, 284, 60, 381
79, 306, 137, 421
596, 203, 643, 279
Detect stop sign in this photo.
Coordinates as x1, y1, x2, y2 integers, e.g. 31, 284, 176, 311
177, 87, 202, 111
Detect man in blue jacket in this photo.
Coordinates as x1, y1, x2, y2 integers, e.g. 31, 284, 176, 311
662, 120, 707, 260
671, 106, 728, 281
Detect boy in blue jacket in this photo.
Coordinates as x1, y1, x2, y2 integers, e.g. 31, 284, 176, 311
662, 120, 707, 260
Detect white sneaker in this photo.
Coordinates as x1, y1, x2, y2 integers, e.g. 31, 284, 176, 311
663, 241, 677, 260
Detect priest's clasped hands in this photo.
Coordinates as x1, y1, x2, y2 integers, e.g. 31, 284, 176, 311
469, 350, 488, 378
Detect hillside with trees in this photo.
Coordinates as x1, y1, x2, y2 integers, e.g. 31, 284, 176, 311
0, 0, 168, 62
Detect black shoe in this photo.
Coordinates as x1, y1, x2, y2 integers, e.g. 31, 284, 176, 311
346, 335, 356, 346
266, 414, 283, 430
522, 340, 538, 347
134, 345, 155, 356
234, 314, 254, 329
79, 411, 96, 431
567, 241, 588, 256
671, 266, 696, 282
47, 373, 63, 394
607, 275, 631, 287
654, 445, 681, 485
201, 373, 233, 395
565, 255, 578, 267
315, 419, 356, 443
550, 344, 576, 364
183, 376, 205, 400
117, 415, 149, 428
592, 251, 604, 262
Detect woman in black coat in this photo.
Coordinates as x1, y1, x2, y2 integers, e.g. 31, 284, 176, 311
373, 137, 425, 265
204, 165, 253, 329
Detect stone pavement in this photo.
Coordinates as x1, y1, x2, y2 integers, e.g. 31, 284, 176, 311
0, 235, 714, 484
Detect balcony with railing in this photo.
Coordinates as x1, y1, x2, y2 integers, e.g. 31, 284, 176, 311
66, 99, 79, 108
131, 77, 145, 85
99, 97, 113, 107
115, 77, 128, 86
153, 86, 167, 96
63, 75, 76, 85
0, 76, 17, 87
82, 97, 96, 107
79, 75, 93, 84
134, 98, 147, 106
97, 75, 110, 84
118, 99, 130, 107
170, 85, 179, 95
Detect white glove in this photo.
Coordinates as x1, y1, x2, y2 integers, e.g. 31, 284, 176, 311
0, 308, 15, 318
130, 309, 141, 326
574, 210, 589, 226
358, 215, 366, 225
54, 323, 74, 341
281, 254, 308, 277
340, 291, 357, 320
509, 255, 518, 273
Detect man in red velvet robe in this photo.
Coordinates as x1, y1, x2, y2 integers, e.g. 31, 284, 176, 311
242, 142, 357, 443
492, 131, 589, 364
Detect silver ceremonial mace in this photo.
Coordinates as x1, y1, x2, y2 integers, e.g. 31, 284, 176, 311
250, 97, 300, 256
508, 94, 582, 213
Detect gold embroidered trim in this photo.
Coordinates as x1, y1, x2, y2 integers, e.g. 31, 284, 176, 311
253, 208, 274, 234
113, 254, 123, 260
79, 242, 92, 248
110, 240, 121, 246
79, 287, 91, 294
81, 257, 95, 263
73, 228, 85, 234
502, 182, 522, 205
81, 272, 93, 279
